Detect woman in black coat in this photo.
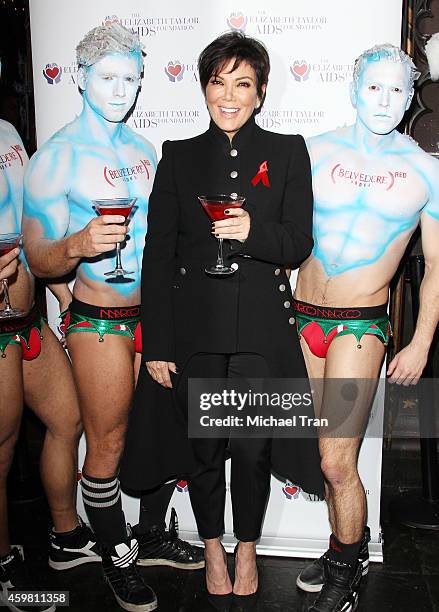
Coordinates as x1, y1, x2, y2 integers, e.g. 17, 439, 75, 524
120, 31, 323, 610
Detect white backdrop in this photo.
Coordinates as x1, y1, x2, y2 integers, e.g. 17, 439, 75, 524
29, 0, 403, 560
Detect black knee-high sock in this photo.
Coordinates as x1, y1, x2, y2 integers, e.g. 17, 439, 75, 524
81, 470, 127, 546
137, 481, 177, 533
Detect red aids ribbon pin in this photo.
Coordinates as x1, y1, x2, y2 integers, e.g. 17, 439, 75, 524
251, 160, 270, 188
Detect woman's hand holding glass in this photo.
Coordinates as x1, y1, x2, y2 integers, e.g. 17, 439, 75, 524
212, 207, 251, 242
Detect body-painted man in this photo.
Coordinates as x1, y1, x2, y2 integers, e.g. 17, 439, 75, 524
23, 23, 203, 612
0, 115, 102, 612
294, 45, 439, 611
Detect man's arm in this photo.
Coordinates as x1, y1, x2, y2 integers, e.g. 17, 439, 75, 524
388, 212, 439, 385
48, 281, 73, 313
22, 142, 128, 278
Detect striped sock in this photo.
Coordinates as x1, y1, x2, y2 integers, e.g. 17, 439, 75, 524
81, 470, 127, 546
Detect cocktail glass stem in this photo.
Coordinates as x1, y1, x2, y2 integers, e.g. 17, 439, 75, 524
216, 238, 225, 270
115, 243, 123, 274
1, 279, 13, 312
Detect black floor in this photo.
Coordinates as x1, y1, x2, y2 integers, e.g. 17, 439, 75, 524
7, 448, 439, 612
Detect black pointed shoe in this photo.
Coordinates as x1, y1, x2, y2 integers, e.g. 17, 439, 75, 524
231, 543, 259, 611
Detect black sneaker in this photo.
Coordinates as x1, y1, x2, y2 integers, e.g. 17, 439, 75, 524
135, 508, 205, 570
297, 527, 370, 593
49, 516, 101, 570
308, 556, 362, 612
0, 547, 55, 612
102, 532, 157, 612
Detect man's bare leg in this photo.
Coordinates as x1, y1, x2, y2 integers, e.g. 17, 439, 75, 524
320, 334, 385, 544
67, 332, 135, 546
23, 324, 81, 533
0, 346, 23, 556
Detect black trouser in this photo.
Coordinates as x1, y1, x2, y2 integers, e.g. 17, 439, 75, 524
176, 352, 271, 542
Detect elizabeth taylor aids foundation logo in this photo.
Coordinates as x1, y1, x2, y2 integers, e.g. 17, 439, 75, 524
227, 12, 248, 31
176, 480, 189, 493
290, 60, 310, 82
43, 63, 62, 85
227, 10, 327, 35
103, 12, 199, 37
282, 481, 301, 500
291, 58, 353, 84
42, 60, 79, 87
165, 60, 185, 82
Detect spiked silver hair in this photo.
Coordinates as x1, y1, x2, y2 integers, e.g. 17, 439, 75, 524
353, 43, 420, 89
76, 22, 144, 69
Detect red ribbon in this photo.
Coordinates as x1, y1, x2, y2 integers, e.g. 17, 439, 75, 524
251, 160, 270, 188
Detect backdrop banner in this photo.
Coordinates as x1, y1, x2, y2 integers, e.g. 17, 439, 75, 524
29, 0, 403, 560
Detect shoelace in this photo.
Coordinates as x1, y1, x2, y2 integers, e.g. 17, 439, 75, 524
118, 564, 146, 594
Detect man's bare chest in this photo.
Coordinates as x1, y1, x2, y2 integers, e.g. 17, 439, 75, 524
313, 155, 428, 221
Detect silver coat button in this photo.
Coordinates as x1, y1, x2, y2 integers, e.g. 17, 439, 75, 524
230, 149, 238, 157
289, 316, 296, 325
284, 301, 291, 308
230, 170, 238, 179
274, 268, 281, 276
231, 263, 239, 271
279, 284, 286, 292
180, 267, 186, 275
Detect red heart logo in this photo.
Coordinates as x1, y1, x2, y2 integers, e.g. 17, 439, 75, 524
168, 63, 182, 77
46, 66, 60, 80
176, 479, 188, 489
293, 62, 308, 78
285, 485, 299, 496
229, 14, 244, 29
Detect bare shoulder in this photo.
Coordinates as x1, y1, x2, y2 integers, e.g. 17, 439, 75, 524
0, 118, 21, 142
306, 126, 352, 161
28, 127, 75, 170
397, 133, 439, 175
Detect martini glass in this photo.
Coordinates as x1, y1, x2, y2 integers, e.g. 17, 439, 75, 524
92, 197, 137, 283
0, 233, 24, 319
198, 194, 245, 276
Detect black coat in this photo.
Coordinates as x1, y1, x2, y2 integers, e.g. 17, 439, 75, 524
120, 117, 324, 497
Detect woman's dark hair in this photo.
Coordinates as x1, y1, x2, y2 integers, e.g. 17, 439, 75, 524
198, 31, 270, 106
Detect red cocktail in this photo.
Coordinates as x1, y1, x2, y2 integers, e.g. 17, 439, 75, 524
198, 194, 245, 276
0, 233, 24, 319
92, 197, 137, 282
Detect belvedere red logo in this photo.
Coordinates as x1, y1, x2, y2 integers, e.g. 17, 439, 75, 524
43, 63, 62, 85
282, 482, 301, 500
0, 145, 23, 169
290, 60, 310, 82
176, 480, 188, 493
165, 61, 184, 82
104, 159, 151, 187
227, 12, 247, 31
331, 164, 406, 191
